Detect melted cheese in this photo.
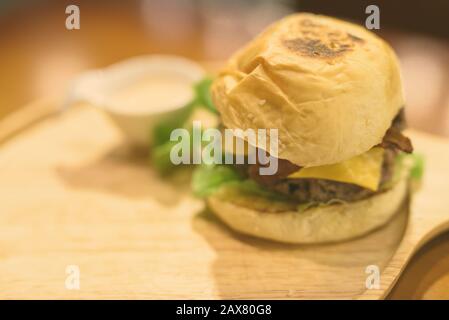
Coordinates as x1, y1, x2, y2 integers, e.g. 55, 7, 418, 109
288, 147, 385, 191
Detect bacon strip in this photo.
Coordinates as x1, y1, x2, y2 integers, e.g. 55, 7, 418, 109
248, 158, 300, 186
379, 127, 413, 153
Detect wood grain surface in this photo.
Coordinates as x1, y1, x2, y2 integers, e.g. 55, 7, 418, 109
0, 101, 448, 299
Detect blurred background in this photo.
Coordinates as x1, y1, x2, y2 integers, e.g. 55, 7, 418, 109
0, 0, 448, 299
1, 0, 449, 135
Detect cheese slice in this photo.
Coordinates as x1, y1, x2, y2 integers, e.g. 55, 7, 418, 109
288, 147, 385, 191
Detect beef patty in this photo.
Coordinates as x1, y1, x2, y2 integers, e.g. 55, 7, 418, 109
265, 148, 396, 203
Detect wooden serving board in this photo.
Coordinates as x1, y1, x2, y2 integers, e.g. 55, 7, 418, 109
0, 100, 449, 299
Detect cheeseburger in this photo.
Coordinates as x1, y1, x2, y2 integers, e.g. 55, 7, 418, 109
197, 13, 417, 243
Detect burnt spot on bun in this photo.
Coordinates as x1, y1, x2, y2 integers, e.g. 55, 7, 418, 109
282, 19, 365, 59
283, 38, 351, 58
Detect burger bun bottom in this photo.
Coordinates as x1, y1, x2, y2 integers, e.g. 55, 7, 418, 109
207, 176, 409, 244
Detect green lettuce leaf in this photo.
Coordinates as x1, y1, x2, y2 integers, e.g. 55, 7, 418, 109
151, 140, 180, 174
152, 102, 193, 147
409, 153, 425, 180
151, 77, 217, 174
396, 152, 425, 180
194, 77, 216, 114
192, 164, 291, 201
192, 164, 242, 197
151, 107, 192, 174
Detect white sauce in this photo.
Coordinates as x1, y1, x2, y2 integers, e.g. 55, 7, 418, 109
109, 72, 194, 114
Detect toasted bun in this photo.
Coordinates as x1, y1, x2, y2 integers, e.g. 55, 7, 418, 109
211, 13, 404, 167
207, 176, 409, 244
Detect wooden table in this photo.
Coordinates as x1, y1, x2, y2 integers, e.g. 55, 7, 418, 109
1, 0, 449, 299
0, 99, 449, 299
